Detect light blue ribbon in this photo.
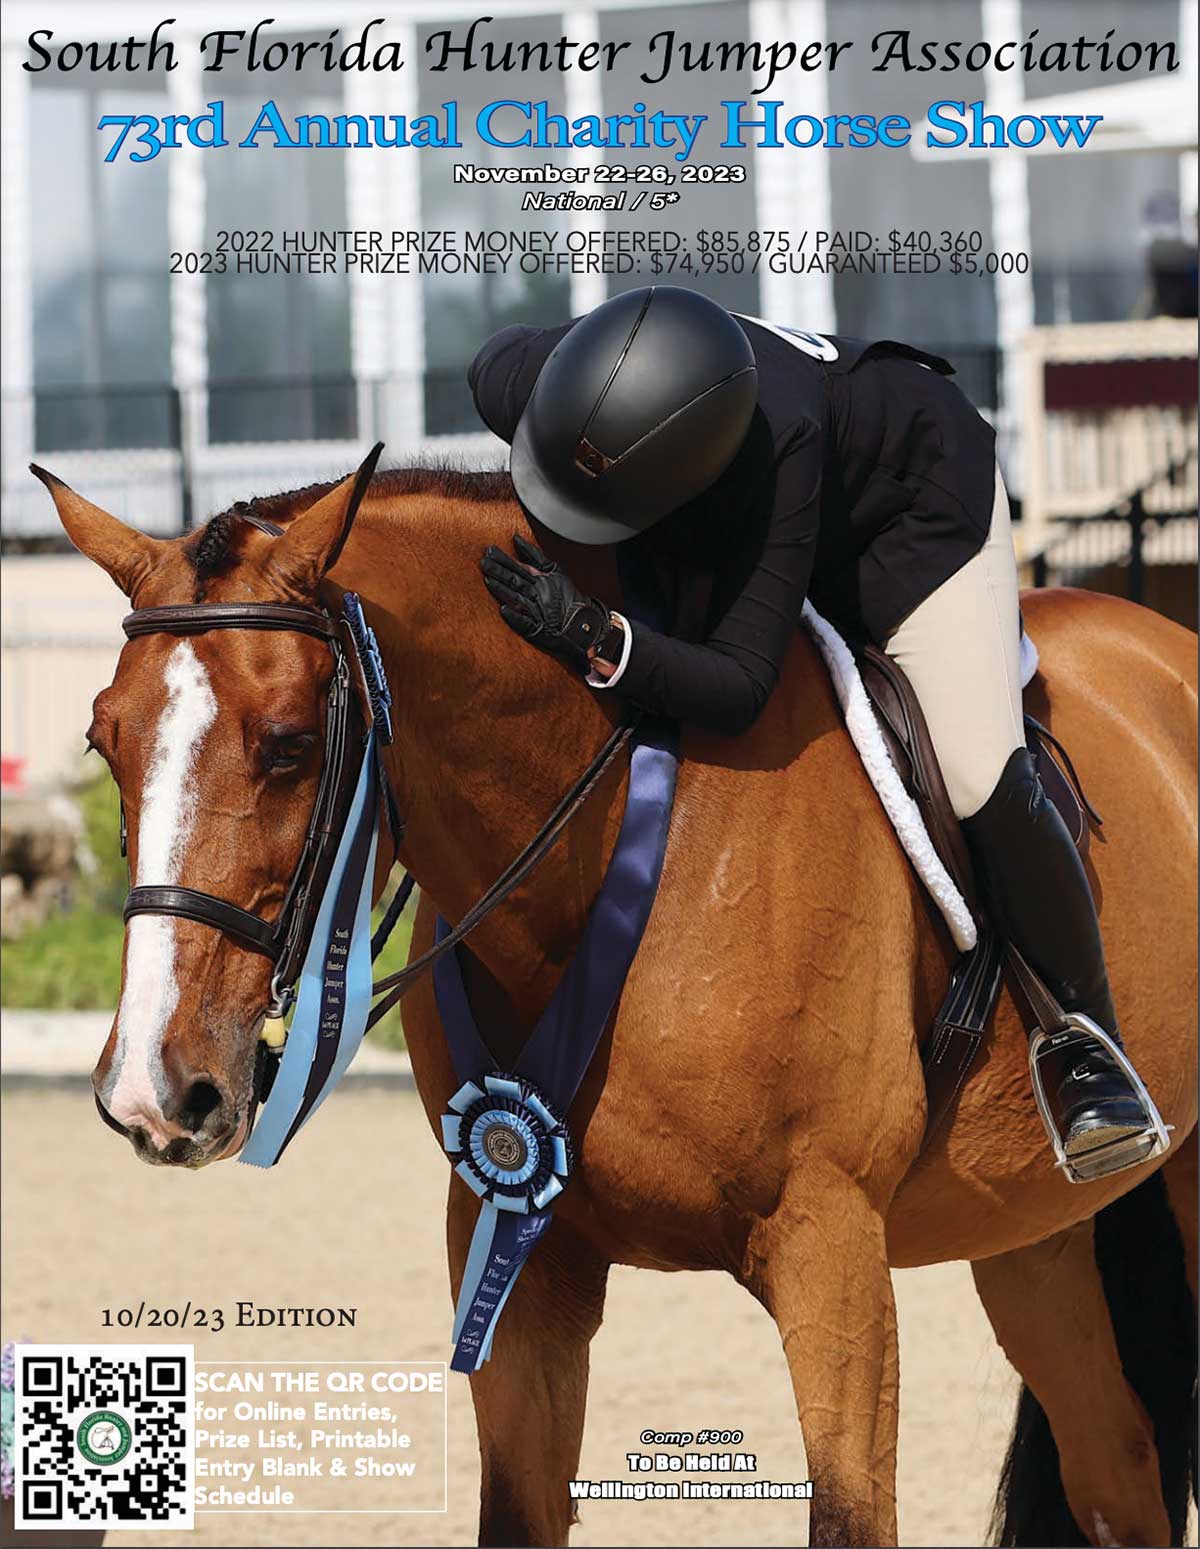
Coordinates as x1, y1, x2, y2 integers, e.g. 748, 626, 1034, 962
240, 728, 380, 1168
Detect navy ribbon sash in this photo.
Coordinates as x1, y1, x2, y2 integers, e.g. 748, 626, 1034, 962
436, 555, 680, 1373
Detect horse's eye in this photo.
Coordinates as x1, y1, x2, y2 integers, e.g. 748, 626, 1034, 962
264, 731, 316, 773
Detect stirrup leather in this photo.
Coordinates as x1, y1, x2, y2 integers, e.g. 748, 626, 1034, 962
1028, 1014, 1172, 1184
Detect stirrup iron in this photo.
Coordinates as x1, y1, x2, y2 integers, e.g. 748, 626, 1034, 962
1028, 1013, 1172, 1184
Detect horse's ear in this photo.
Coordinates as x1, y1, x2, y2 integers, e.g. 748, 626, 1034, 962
268, 442, 384, 597
30, 465, 166, 598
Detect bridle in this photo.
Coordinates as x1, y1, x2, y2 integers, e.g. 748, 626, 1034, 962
121, 600, 379, 1022
116, 592, 635, 1050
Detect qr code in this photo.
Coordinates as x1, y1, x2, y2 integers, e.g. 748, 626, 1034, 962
16, 1345, 194, 1531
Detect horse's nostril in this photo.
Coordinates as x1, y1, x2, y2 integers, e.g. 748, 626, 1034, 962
179, 1079, 225, 1133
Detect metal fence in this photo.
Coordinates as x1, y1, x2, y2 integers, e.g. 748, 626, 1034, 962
0, 376, 504, 544
1031, 446, 1198, 627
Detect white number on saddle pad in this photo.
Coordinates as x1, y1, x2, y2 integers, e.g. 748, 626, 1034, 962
735, 315, 839, 361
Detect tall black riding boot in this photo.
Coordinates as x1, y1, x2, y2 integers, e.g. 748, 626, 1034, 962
962, 747, 1158, 1170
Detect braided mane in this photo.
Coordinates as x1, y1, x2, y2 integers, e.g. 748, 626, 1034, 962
188, 463, 516, 594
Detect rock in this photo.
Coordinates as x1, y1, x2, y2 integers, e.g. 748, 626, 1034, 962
0, 869, 73, 940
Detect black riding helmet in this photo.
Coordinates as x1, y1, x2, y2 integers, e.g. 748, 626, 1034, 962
510, 287, 758, 545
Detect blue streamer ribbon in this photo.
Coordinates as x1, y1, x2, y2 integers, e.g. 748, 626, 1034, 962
240, 727, 381, 1168
435, 719, 678, 1372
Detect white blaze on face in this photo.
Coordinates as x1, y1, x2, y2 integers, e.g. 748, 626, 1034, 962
106, 642, 218, 1124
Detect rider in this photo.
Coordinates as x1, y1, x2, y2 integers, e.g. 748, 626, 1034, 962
470, 285, 1161, 1178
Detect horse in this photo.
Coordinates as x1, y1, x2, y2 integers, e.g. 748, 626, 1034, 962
36, 453, 1197, 1547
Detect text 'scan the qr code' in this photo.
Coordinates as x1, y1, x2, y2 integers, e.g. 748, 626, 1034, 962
16, 1345, 194, 1531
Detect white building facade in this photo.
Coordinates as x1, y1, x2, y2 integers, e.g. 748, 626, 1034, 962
1, 0, 1193, 539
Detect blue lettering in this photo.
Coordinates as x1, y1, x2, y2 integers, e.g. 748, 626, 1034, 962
722, 100, 783, 149
877, 114, 911, 148
476, 99, 531, 149
927, 100, 968, 148
1043, 113, 1102, 149
239, 99, 298, 149
785, 114, 824, 149
1007, 114, 1047, 148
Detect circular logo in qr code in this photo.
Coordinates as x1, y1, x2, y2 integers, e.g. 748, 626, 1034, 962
76, 1410, 132, 1466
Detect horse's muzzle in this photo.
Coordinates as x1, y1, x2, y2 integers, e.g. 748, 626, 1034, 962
92, 1076, 248, 1169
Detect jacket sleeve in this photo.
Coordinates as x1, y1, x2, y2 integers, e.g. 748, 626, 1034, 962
468, 320, 576, 443
611, 422, 822, 736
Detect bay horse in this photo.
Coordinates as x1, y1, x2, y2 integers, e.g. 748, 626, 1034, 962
37, 455, 1197, 1547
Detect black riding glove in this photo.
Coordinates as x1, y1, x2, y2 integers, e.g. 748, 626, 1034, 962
480, 535, 616, 672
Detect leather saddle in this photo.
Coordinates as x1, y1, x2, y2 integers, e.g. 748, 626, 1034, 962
856, 644, 1103, 1136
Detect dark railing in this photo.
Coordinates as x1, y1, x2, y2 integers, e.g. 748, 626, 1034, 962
1, 374, 493, 545
206, 374, 358, 445
1033, 447, 1199, 619
26, 375, 361, 454
1, 349, 1004, 548
33, 382, 180, 453
0, 347, 1026, 552
18, 342, 1004, 451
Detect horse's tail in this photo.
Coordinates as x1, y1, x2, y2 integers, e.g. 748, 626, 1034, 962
990, 1169, 1198, 1546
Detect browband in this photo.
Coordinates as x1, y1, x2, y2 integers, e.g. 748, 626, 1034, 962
123, 604, 340, 643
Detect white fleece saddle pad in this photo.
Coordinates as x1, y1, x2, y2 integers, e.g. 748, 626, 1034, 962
800, 602, 1039, 953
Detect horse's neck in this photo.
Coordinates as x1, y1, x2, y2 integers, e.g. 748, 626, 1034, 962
334, 497, 627, 1021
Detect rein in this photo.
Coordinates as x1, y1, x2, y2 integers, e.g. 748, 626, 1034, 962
117, 595, 634, 1041
365, 716, 635, 1027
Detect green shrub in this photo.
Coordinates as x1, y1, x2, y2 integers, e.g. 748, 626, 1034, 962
0, 903, 125, 1009
365, 896, 414, 1051
74, 759, 126, 911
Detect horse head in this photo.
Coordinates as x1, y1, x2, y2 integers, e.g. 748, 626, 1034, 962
33, 448, 382, 1166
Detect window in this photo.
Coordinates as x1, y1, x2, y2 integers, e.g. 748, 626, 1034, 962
418, 13, 573, 435
1026, 0, 1183, 325
204, 41, 355, 443
30, 74, 172, 449
600, 2, 761, 314
826, 0, 998, 408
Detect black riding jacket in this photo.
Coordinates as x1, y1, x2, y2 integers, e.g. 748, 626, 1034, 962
469, 315, 997, 736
